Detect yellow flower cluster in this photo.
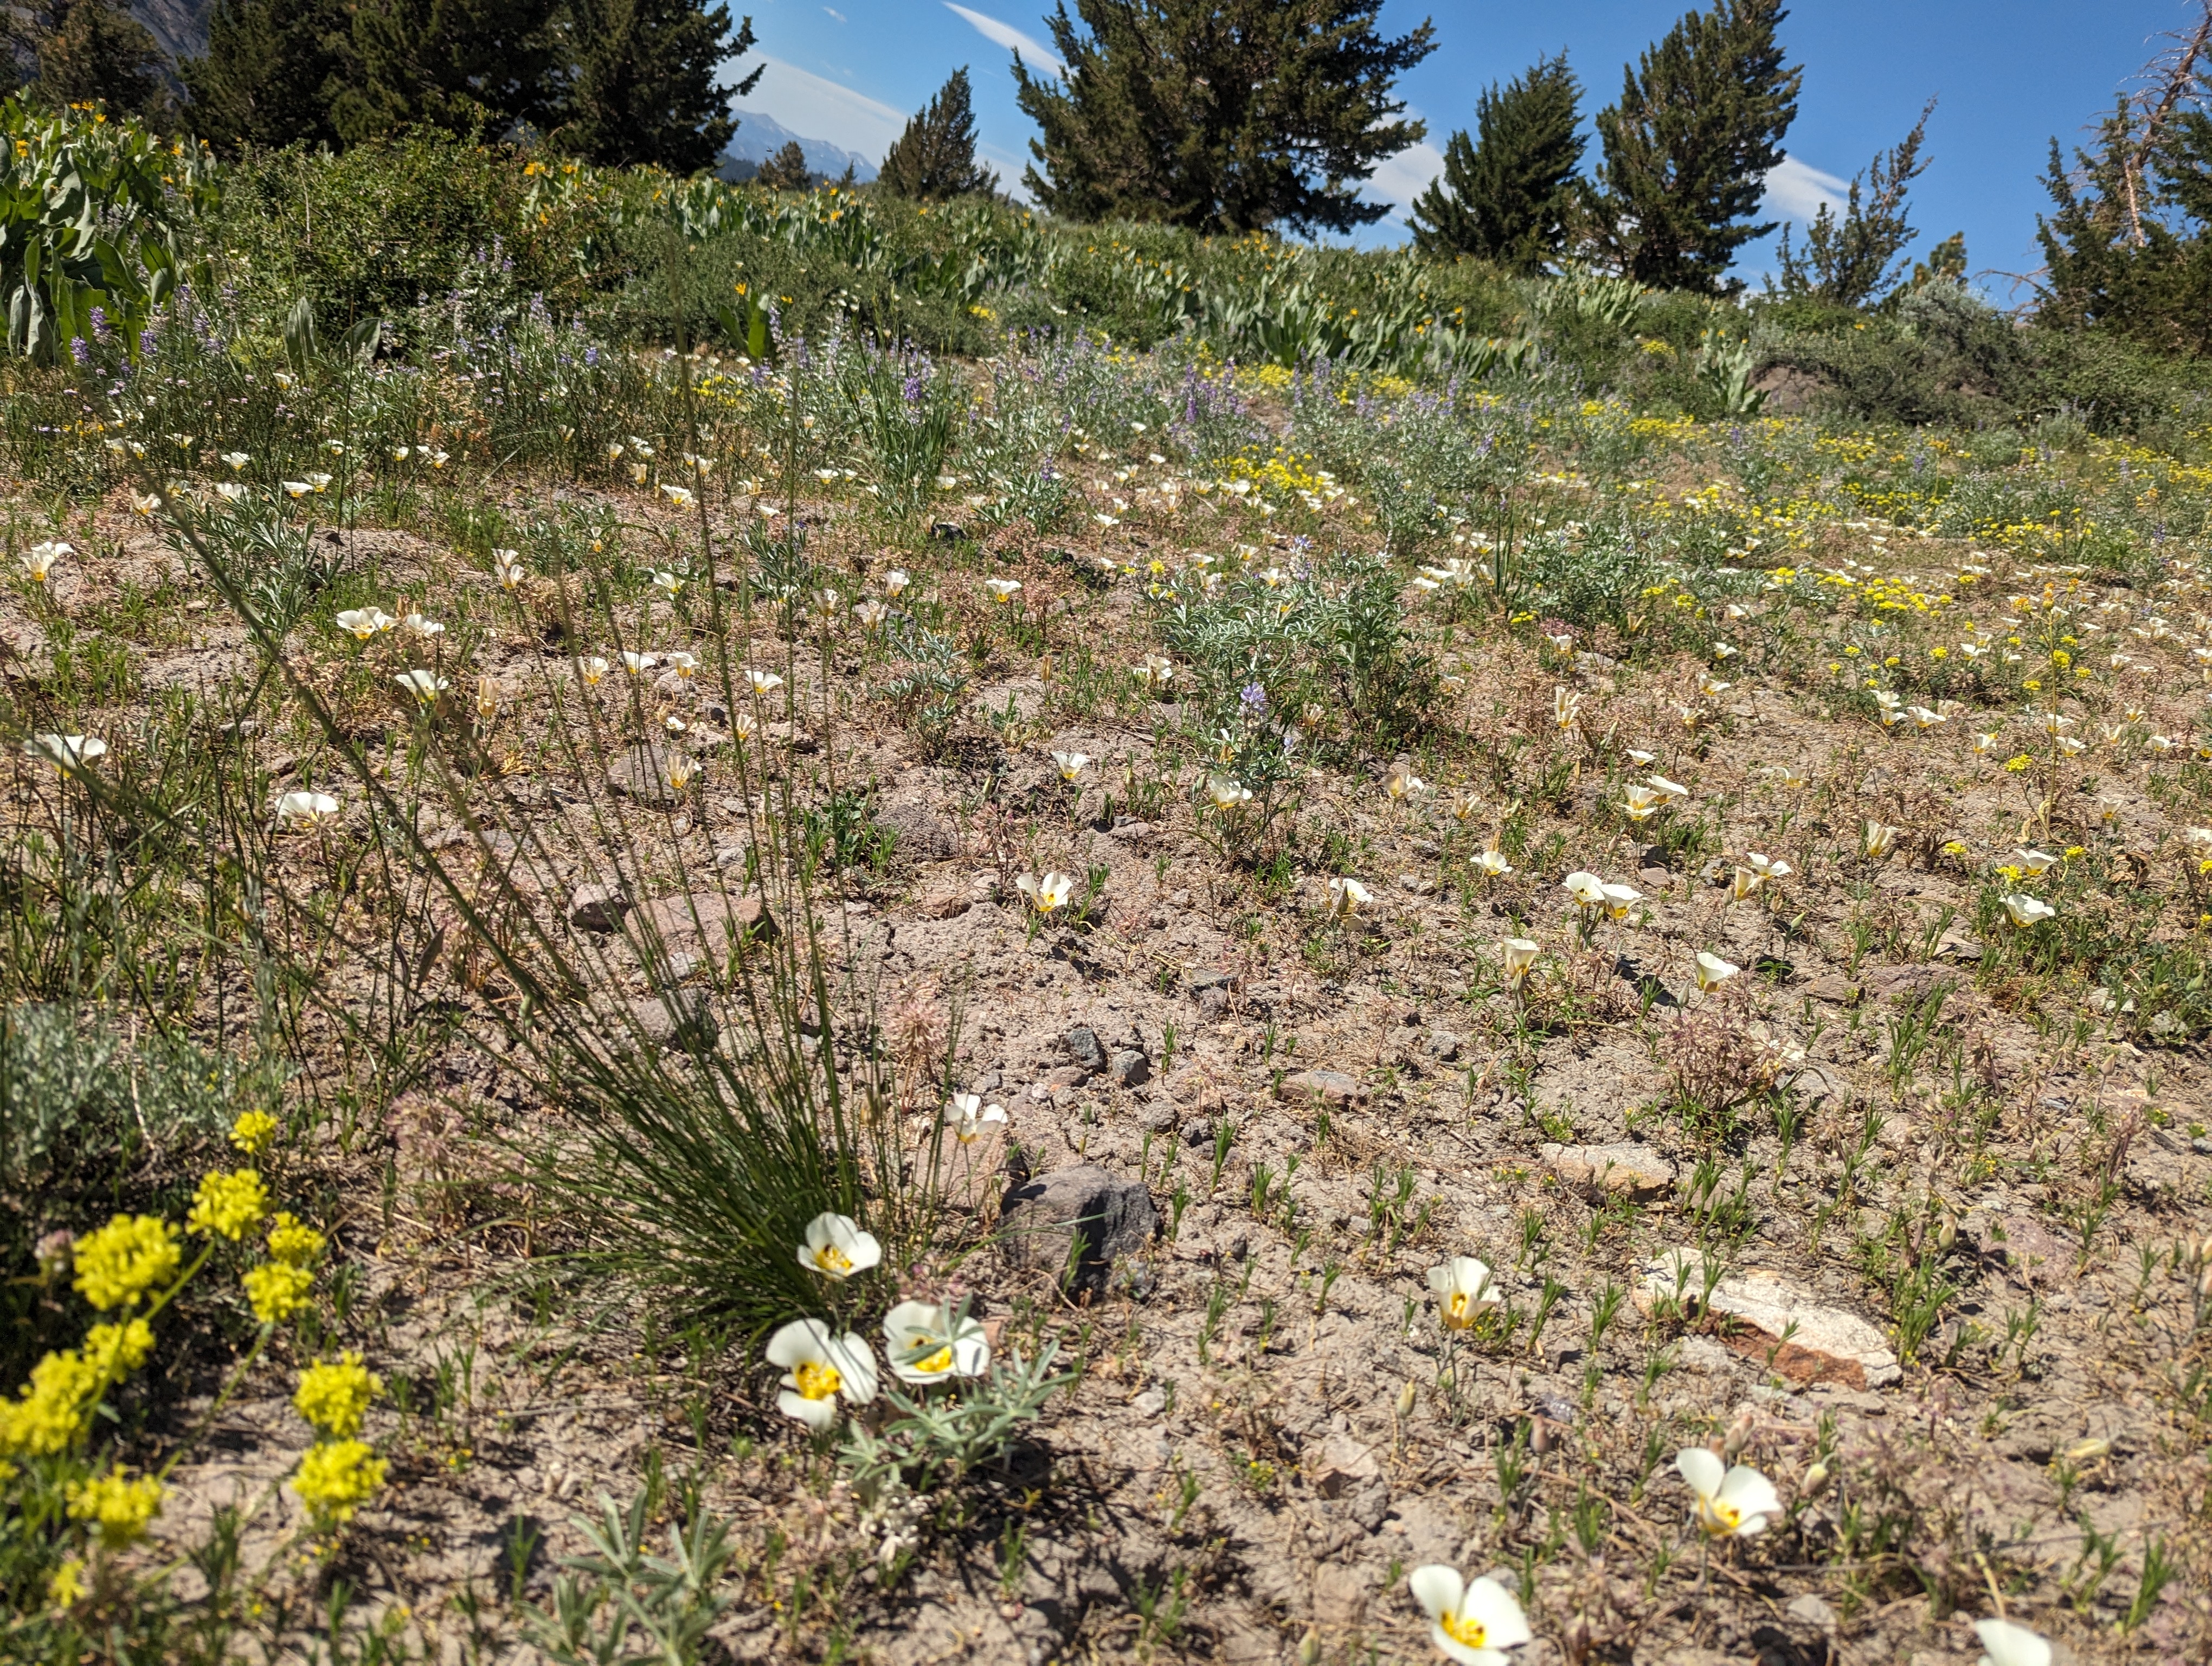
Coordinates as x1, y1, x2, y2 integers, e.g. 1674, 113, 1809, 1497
187, 1168, 268, 1240
73, 1215, 181, 1310
292, 1438, 387, 1527
1, 1349, 101, 1460
67, 1468, 164, 1547
83, 1319, 153, 1378
243, 1263, 314, 1324
294, 1353, 381, 1438
266, 1212, 326, 1266
229, 1110, 278, 1155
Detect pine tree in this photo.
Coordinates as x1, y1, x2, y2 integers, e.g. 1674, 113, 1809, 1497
1590, 0, 1801, 294
549, 0, 756, 171
1011, 0, 1435, 236
4, 0, 171, 121
1406, 53, 1582, 272
182, 0, 352, 151
331, 0, 563, 144
2036, 99, 2212, 355
1772, 99, 1935, 308
753, 138, 811, 190
879, 66, 996, 201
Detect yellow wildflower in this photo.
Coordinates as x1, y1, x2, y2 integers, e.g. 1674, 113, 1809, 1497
294, 1353, 381, 1438
229, 1111, 279, 1155
73, 1215, 181, 1310
82, 1319, 154, 1380
67, 1469, 164, 1547
187, 1169, 268, 1241
0, 1350, 101, 1456
49, 1558, 85, 1609
292, 1439, 387, 1526
265, 1213, 327, 1267
243, 1262, 315, 1325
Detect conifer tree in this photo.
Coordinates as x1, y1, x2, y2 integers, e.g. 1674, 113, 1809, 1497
879, 66, 996, 200
4, 0, 171, 120
1407, 53, 1582, 272
1590, 0, 1801, 294
550, 0, 756, 170
1772, 99, 1936, 308
1012, 0, 1435, 236
331, 0, 564, 144
183, 0, 352, 151
753, 138, 811, 190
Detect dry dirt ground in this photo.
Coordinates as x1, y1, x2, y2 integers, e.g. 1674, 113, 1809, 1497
10, 463, 2212, 1666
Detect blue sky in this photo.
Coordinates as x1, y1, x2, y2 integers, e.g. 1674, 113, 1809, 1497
729, 1, 2200, 295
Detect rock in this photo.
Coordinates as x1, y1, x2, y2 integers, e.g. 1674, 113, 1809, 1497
568, 883, 631, 933
634, 891, 776, 961
1420, 1030, 1463, 1062
1785, 1594, 1837, 1630
627, 989, 715, 1051
999, 1165, 1159, 1296
1787, 1063, 1849, 1104
1635, 1251, 1901, 1389
1309, 1432, 1382, 1499
1978, 1213, 2063, 1284
1105, 819, 1154, 843
1542, 1142, 1675, 1201
1277, 1069, 1365, 1109
1398, 873, 1437, 896
872, 799, 956, 862
606, 740, 690, 806
1064, 1026, 1107, 1074
1109, 1048, 1152, 1088
1801, 974, 1862, 1004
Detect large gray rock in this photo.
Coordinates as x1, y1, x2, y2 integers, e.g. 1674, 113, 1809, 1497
1276, 1069, 1364, 1109
633, 891, 776, 962
606, 740, 690, 807
872, 799, 956, 861
999, 1164, 1158, 1296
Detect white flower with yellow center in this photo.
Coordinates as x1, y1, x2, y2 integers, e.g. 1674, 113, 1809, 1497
882, 568, 910, 597
1601, 882, 1642, 921
2011, 848, 2057, 874
1694, 951, 1739, 992
854, 599, 889, 631
1745, 853, 1791, 881
1208, 776, 1253, 811
1863, 822, 1900, 859
1554, 686, 1581, 728
273, 790, 340, 828
1677, 1447, 1780, 1538
1626, 748, 1657, 767
395, 670, 449, 704
221, 451, 250, 471
1500, 937, 1540, 990
1649, 775, 1689, 800
1475, 850, 1512, 878
22, 541, 69, 581
662, 752, 696, 792
1427, 1258, 1499, 1330
576, 656, 609, 685
1385, 765, 1425, 802
765, 1318, 878, 1430
493, 553, 524, 590
1622, 784, 1663, 822
402, 612, 445, 638
951, 1093, 1008, 1144
336, 608, 396, 641
1015, 871, 1076, 913
1328, 877, 1372, 919
882, 1300, 988, 1385
1408, 1566, 1531, 1666
1052, 751, 1091, 783
659, 483, 695, 509
664, 651, 698, 678
1563, 872, 1605, 909
983, 578, 1023, 604
2001, 894, 2054, 927
797, 1212, 882, 1281
748, 668, 785, 695
652, 570, 683, 597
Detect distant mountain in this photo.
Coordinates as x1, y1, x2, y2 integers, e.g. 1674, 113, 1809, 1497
719, 111, 879, 184
134, 0, 213, 62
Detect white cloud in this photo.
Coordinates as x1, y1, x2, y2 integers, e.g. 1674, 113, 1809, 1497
822, 5, 845, 20
1761, 154, 1848, 225
736, 56, 909, 163
1366, 140, 1445, 210
944, 3, 1065, 77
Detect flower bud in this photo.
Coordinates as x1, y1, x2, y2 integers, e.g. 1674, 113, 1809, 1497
1723, 1407, 1756, 1463
1395, 1379, 1418, 1420
1297, 1627, 1322, 1666
1801, 1461, 1831, 1500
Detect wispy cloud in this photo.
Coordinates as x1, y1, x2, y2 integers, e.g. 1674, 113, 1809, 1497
944, 2, 1065, 77
1761, 154, 1849, 223
735, 55, 909, 163
822, 6, 845, 21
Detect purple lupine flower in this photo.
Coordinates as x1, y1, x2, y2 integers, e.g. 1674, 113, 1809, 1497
902, 374, 922, 403
69, 337, 89, 367
1239, 682, 1268, 717
584, 345, 599, 367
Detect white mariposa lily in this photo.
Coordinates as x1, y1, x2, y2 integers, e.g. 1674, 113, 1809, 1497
765, 1318, 878, 1430
25, 733, 106, 772
2001, 894, 2055, 927
1015, 871, 1076, 913
395, 670, 449, 703
1694, 951, 1740, 992
1052, 751, 1091, 783
1407, 1565, 1532, 1666
21, 540, 69, 581
274, 790, 340, 828
1501, 937, 1540, 990
882, 1300, 988, 1385
1677, 1447, 1780, 1538
951, 1093, 1009, 1145
1563, 872, 1606, 908
797, 1212, 882, 1280
1328, 876, 1372, 919
1427, 1258, 1499, 1330
1973, 1618, 2051, 1666
336, 607, 396, 640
